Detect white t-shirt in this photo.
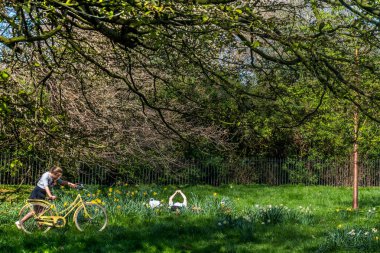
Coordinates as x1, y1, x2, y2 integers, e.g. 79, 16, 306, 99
37, 172, 63, 189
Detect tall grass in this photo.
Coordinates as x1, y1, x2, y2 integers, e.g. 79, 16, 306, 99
1, 185, 380, 252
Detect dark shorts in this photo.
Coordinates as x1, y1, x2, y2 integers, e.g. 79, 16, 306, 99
29, 186, 47, 200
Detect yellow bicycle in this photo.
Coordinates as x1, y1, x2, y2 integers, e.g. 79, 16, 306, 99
18, 185, 108, 234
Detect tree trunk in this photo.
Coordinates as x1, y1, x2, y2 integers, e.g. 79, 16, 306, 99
352, 47, 360, 210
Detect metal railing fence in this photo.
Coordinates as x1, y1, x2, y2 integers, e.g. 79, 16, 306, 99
1, 155, 380, 186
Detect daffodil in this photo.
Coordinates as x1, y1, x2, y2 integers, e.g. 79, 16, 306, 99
91, 198, 103, 205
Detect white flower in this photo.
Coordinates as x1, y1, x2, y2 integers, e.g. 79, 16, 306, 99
372, 228, 378, 233
348, 229, 356, 236
218, 222, 222, 226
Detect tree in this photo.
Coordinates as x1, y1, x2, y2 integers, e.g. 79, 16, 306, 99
1, 0, 380, 185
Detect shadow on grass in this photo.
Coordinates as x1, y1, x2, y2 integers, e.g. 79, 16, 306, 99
0, 216, 317, 253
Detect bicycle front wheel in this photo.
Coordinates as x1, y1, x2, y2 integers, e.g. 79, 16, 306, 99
74, 202, 108, 232
18, 202, 53, 234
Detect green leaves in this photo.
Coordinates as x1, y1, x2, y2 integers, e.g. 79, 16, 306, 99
0, 70, 10, 82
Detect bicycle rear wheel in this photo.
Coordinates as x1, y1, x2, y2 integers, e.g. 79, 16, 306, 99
74, 202, 108, 232
18, 202, 53, 234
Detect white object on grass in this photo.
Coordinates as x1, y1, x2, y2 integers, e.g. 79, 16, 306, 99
149, 198, 161, 208
169, 190, 187, 208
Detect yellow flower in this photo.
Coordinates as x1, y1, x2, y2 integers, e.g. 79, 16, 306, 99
124, 183, 128, 187
116, 190, 122, 194
337, 224, 342, 229
63, 202, 68, 207
143, 192, 147, 196
109, 188, 113, 193
375, 236, 379, 241
92, 198, 102, 204
153, 192, 157, 196
164, 187, 167, 191
117, 205, 121, 209
336, 209, 340, 212
108, 193, 111, 196
213, 192, 217, 197
87, 193, 91, 197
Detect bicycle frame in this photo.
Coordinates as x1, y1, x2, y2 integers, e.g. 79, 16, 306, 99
57, 194, 86, 218
27, 194, 88, 228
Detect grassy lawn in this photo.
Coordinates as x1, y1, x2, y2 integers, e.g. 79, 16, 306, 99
1, 184, 380, 252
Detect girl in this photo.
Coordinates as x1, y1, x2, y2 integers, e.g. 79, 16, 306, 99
15, 166, 77, 229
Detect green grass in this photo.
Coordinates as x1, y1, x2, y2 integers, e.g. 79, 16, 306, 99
1, 184, 380, 252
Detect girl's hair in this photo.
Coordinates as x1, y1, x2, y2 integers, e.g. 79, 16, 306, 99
49, 166, 63, 175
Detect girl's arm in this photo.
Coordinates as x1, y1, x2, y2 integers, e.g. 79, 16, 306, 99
45, 186, 56, 200
57, 179, 77, 188
67, 182, 77, 188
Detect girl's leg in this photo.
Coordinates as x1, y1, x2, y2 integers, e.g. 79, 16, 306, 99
20, 211, 35, 224
16, 210, 34, 229
17, 205, 44, 229
20, 203, 44, 224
